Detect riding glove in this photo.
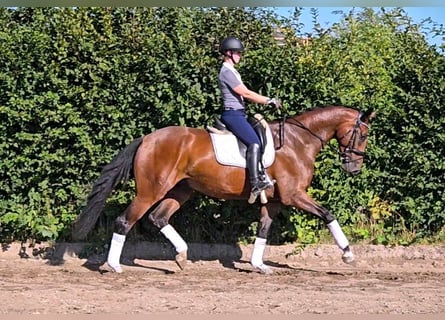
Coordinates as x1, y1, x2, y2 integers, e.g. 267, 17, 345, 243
267, 98, 282, 109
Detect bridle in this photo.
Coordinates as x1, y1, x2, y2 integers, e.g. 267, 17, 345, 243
336, 112, 369, 164
277, 111, 369, 165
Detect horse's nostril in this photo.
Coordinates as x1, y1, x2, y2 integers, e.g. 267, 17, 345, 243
342, 163, 361, 175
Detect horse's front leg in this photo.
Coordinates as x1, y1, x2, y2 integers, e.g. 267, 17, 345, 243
284, 192, 354, 264
250, 202, 280, 274
326, 219, 354, 263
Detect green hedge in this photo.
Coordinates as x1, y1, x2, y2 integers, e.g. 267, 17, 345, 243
0, 7, 444, 245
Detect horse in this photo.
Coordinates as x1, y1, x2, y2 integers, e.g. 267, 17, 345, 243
73, 105, 375, 274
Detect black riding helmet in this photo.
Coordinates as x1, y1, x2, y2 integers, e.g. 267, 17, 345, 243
219, 36, 245, 55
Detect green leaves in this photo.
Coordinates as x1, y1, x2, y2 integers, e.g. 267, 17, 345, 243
0, 7, 443, 244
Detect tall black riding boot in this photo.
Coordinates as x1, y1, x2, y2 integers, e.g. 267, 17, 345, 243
246, 143, 273, 196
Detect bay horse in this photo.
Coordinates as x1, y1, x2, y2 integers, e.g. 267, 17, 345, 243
73, 105, 375, 274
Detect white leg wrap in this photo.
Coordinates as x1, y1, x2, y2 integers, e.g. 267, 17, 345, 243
107, 233, 126, 271
251, 237, 267, 267
160, 224, 188, 253
327, 220, 349, 250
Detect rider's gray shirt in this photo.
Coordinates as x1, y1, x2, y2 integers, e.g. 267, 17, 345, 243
218, 62, 245, 110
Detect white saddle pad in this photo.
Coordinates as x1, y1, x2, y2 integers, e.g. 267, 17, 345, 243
209, 127, 275, 168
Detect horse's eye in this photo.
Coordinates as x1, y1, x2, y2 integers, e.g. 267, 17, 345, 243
359, 134, 367, 142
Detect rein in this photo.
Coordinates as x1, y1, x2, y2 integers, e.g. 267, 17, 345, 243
276, 113, 325, 150
277, 113, 286, 150
276, 111, 369, 164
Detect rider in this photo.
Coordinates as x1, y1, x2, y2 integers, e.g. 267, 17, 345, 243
218, 36, 281, 197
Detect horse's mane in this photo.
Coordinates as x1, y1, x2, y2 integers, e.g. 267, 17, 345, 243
298, 105, 358, 115
269, 105, 356, 123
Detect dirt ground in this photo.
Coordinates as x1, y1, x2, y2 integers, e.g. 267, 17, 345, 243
0, 242, 444, 315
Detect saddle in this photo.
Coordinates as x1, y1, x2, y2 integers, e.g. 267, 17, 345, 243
207, 114, 276, 204
210, 115, 268, 152
206, 114, 275, 168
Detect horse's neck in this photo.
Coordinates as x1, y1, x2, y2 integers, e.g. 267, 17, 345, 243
297, 113, 340, 143
276, 107, 353, 152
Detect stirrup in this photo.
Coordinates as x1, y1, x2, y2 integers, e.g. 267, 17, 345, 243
251, 180, 273, 196
247, 179, 274, 204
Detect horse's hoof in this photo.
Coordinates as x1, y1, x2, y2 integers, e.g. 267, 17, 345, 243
175, 251, 188, 270
101, 262, 123, 274
342, 251, 355, 264
253, 264, 273, 275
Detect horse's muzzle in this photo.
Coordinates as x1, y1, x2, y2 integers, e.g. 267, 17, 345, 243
349, 168, 361, 176
341, 162, 362, 175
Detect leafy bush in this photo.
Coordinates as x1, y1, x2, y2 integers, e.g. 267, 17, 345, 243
0, 7, 443, 245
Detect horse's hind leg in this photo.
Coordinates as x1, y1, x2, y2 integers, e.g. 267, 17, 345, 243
106, 196, 154, 273
147, 181, 193, 270
106, 181, 192, 273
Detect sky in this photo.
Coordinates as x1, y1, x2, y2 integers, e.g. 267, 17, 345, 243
274, 7, 444, 47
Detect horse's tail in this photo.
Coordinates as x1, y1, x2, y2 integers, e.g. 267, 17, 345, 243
72, 136, 144, 241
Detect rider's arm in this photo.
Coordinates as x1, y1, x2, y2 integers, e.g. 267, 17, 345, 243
232, 83, 270, 105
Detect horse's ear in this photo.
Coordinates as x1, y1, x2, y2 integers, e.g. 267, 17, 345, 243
361, 110, 376, 123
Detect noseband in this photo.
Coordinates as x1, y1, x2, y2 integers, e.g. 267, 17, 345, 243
337, 112, 369, 164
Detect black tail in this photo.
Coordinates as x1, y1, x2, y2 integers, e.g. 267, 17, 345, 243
72, 137, 144, 241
